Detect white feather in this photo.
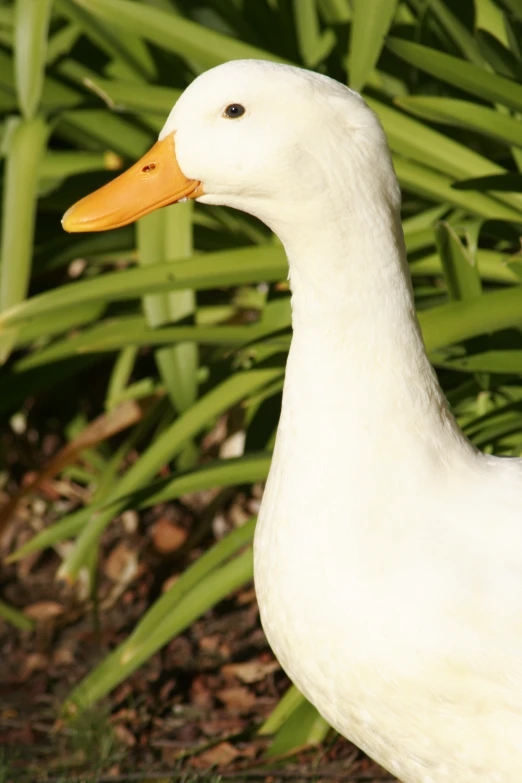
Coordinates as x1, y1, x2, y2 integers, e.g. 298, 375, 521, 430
161, 59, 522, 783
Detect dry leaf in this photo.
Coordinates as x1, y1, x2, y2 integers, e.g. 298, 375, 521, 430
216, 686, 256, 713
150, 518, 187, 554
0, 399, 147, 536
192, 741, 240, 769
190, 675, 213, 709
114, 724, 136, 747
104, 542, 137, 583
222, 660, 279, 684
52, 646, 74, 666
24, 601, 64, 621
21, 652, 49, 678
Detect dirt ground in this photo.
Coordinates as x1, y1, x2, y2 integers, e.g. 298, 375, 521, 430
1, 423, 394, 783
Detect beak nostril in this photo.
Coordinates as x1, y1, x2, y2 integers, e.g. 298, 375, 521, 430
142, 163, 156, 173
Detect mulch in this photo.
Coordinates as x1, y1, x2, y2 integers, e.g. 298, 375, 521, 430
0, 423, 394, 783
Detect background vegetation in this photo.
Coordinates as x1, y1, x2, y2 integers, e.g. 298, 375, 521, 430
2, 0, 522, 769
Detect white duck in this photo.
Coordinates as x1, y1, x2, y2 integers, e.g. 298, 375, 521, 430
63, 60, 522, 783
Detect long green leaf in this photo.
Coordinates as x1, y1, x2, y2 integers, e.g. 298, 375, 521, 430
435, 222, 482, 301
0, 246, 288, 329
7, 454, 271, 564
387, 36, 522, 112
128, 517, 256, 648
410, 249, 520, 285
58, 65, 182, 115
71, 0, 292, 68
432, 349, 522, 374
293, 0, 336, 68
266, 699, 329, 756
16, 300, 291, 369
0, 599, 35, 630
57, 109, 153, 158
138, 203, 197, 412
57, 0, 155, 80
396, 96, 522, 150
394, 156, 522, 220
64, 546, 253, 713
0, 116, 49, 316
14, 0, 53, 118
57, 368, 281, 583
348, 0, 398, 91
368, 97, 522, 214
421, 285, 522, 351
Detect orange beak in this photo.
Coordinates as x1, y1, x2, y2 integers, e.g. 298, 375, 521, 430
62, 134, 202, 233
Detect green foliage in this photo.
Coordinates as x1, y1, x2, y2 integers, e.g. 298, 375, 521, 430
1, 0, 522, 756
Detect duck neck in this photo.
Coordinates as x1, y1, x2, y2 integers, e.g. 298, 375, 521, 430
272, 195, 470, 459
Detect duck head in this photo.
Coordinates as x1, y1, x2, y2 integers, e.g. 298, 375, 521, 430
62, 59, 397, 236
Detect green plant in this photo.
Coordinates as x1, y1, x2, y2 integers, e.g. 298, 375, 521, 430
2, 0, 522, 756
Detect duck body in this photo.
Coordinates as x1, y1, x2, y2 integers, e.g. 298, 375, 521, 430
255, 321, 522, 782
63, 59, 522, 782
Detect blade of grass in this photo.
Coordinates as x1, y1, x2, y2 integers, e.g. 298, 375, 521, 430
348, 0, 398, 91
396, 96, 522, 150
0, 116, 49, 318
14, 0, 53, 118
57, 368, 281, 583
5, 301, 105, 352
0, 599, 35, 630
421, 285, 522, 352
40, 150, 123, 180
368, 97, 522, 213
63, 545, 253, 713
259, 684, 307, 735
57, 0, 156, 80
266, 699, 330, 756
137, 202, 198, 412
46, 22, 81, 66
387, 36, 522, 112
476, 0, 510, 47
58, 62, 182, 115
57, 109, 153, 158
293, 0, 336, 68
0, 48, 82, 111
412, 0, 484, 65
71, 0, 293, 68
435, 222, 482, 301
318, 0, 351, 23
394, 156, 522, 220
128, 516, 256, 648
105, 346, 139, 410
0, 246, 288, 329
410, 249, 520, 285
15, 300, 291, 369
6, 453, 271, 564
433, 349, 522, 374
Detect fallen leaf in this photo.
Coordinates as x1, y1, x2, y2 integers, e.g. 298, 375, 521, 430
0, 399, 148, 537
216, 686, 256, 713
114, 724, 136, 747
200, 718, 245, 737
24, 601, 64, 621
199, 635, 220, 653
192, 741, 240, 769
21, 652, 49, 678
150, 518, 187, 554
104, 542, 138, 583
222, 660, 280, 684
52, 646, 75, 666
190, 675, 213, 709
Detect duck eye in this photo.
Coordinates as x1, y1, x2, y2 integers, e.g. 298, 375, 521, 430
224, 103, 245, 119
